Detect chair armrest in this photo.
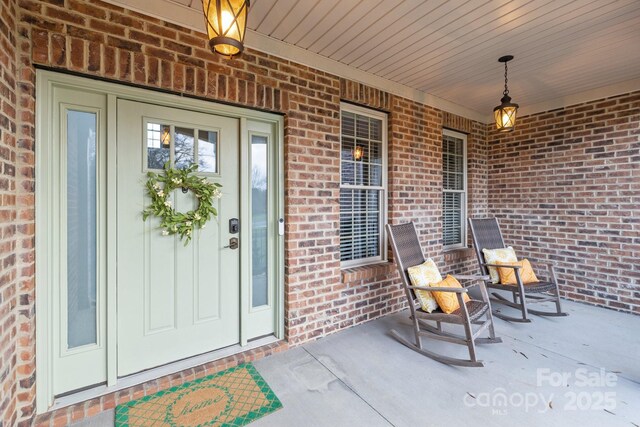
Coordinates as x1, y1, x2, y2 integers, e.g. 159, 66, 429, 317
532, 261, 558, 282
454, 274, 491, 282
408, 285, 468, 294
483, 263, 521, 270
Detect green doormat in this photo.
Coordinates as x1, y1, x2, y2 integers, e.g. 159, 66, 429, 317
115, 363, 282, 427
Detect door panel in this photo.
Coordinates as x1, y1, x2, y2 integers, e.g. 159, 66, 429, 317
52, 88, 108, 396
244, 121, 278, 339
117, 100, 240, 376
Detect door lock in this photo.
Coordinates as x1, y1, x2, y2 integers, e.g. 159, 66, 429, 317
224, 237, 239, 250
229, 218, 239, 234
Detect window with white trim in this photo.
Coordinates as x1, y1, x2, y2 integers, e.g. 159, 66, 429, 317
442, 129, 467, 249
340, 104, 387, 266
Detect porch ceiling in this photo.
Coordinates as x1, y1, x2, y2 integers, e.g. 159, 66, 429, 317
107, 0, 640, 119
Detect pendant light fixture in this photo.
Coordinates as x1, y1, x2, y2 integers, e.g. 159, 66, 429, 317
201, 0, 250, 58
353, 145, 364, 161
161, 126, 171, 149
494, 55, 519, 132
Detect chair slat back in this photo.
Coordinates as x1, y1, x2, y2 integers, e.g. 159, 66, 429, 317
386, 222, 425, 295
468, 218, 506, 277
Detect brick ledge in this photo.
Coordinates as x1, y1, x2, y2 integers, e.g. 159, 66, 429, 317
341, 262, 396, 283
443, 247, 475, 262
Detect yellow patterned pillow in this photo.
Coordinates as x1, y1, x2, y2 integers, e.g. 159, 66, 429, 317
496, 259, 539, 285
407, 258, 442, 313
482, 246, 517, 284
431, 275, 470, 314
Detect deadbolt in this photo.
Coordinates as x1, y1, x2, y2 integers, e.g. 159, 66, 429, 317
229, 218, 239, 234
224, 237, 239, 250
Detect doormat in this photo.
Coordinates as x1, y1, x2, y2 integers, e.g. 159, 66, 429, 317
115, 363, 282, 427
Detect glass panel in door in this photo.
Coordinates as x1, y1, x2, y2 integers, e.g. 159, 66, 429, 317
251, 135, 268, 308
66, 110, 97, 348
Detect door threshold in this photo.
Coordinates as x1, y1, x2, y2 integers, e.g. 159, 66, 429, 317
49, 335, 280, 412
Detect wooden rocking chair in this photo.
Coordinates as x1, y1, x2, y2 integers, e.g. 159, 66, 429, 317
468, 218, 568, 323
386, 222, 501, 367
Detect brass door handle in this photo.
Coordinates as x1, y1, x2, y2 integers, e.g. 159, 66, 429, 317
224, 237, 239, 250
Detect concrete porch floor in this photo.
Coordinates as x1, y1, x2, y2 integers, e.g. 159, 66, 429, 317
74, 299, 640, 426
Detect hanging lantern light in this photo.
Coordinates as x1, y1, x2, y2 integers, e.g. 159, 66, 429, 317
493, 55, 519, 132
353, 145, 364, 161
161, 126, 171, 149
201, 0, 250, 58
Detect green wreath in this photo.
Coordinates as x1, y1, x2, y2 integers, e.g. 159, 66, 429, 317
142, 162, 222, 244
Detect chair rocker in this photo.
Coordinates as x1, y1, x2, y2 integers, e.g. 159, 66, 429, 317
386, 222, 501, 368
468, 218, 568, 323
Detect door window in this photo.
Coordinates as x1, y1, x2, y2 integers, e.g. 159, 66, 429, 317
66, 110, 98, 348
146, 122, 219, 173
251, 134, 268, 308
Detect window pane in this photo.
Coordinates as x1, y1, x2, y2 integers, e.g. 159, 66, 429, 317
67, 110, 97, 348
341, 161, 355, 185
443, 192, 463, 247
175, 127, 195, 169
147, 122, 170, 169
341, 137, 355, 162
339, 189, 381, 262
443, 134, 464, 190
342, 111, 355, 137
355, 161, 369, 186
370, 164, 383, 187
251, 135, 269, 307
198, 130, 218, 173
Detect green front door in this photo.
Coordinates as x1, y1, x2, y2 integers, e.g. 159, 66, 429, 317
116, 100, 240, 376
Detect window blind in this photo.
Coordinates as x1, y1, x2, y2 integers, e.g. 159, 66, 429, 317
340, 107, 386, 264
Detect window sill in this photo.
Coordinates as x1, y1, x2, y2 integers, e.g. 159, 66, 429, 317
443, 247, 475, 262
341, 261, 396, 283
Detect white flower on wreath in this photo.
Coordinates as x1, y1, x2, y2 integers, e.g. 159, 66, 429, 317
186, 229, 192, 236
164, 200, 172, 207
201, 223, 206, 229
161, 230, 169, 236
186, 221, 192, 226
157, 190, 164, 197
153, 183, 161, 190
171, 178, 182, 185
213, 189, 222, 199
194, 213, 201, 221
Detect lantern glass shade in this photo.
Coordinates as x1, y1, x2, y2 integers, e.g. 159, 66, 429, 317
202, 0, 250, 57
161, 126, 171, 148
353, 145, 364, 161
493, 95, 519, 132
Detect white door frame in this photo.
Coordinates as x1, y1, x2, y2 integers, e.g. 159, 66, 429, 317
35, 70, 285, 414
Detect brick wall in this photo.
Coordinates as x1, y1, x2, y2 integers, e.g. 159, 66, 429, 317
0, 0, 19, 425
488, 92, 640, 314
5, 0, 478, 423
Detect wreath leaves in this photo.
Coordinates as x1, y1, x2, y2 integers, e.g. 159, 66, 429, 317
142, 162, 222, 244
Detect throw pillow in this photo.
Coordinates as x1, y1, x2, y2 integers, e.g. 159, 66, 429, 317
496, 259, 539, 285
431, 275, 471, 314
407, 258, 442, 313
482, 246, 517, 283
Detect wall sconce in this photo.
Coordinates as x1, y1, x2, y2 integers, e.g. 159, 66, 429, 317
353, 145, 364, 161
493, 55, 519, 132
161, 126, 171, 149
201, 0, 250, 58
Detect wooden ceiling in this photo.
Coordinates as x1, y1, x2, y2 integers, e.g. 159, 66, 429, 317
107, 0, 640, 119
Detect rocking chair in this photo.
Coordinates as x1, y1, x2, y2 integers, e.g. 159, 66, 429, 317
386, 222, 501, 367
468, 218, 568, 322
